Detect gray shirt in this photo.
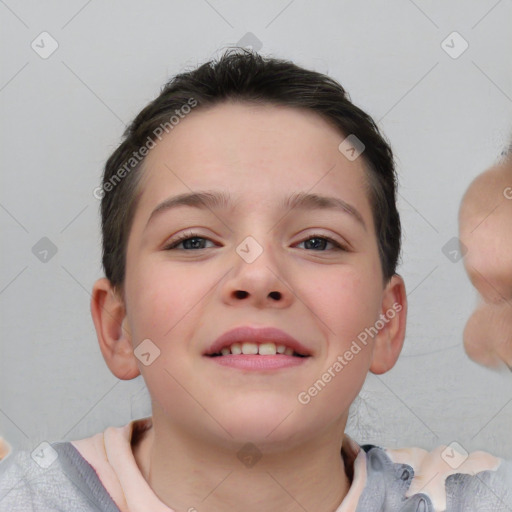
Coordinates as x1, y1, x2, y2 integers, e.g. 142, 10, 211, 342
1, 441, 512, 511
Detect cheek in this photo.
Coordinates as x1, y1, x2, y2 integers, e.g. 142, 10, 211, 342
310, 266, 381, 339
125, 259, 203, 341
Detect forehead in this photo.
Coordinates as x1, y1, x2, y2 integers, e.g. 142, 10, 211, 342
134, 102, 373, 225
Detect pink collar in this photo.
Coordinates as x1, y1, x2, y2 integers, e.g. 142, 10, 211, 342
71, 417, 367, 512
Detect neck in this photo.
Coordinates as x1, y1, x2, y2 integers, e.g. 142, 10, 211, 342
133, 410, 353, 512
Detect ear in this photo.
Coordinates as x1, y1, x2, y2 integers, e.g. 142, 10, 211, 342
369, 274, 407, 375
90, 278, 140, 380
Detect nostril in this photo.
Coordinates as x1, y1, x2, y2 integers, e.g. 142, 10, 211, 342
234, 290, 248, 299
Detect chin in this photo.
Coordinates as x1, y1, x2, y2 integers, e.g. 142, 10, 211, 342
215, 403, 311, 447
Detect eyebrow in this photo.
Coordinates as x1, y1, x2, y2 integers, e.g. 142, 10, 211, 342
145, 190, 366, 230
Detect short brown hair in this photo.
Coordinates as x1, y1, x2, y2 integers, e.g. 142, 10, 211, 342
100, 48, 401, 292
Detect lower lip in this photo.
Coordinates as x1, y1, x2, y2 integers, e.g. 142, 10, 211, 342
207, 354, 309, 370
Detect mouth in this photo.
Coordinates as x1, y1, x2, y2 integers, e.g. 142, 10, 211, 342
204, 326, 313, 362
208, 341, 308, 358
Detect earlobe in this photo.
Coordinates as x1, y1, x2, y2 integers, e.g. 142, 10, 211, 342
369, 274, 407, 375
90, 278, 140, 380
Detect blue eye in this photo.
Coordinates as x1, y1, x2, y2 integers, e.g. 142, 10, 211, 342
164, 232, 215, 250
296, 235, 346, 251
164, 232, 347, 252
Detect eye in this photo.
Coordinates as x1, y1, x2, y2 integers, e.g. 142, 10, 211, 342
163, 231, 216, 250
296, 234, 347, 251
163, 231, 348, 252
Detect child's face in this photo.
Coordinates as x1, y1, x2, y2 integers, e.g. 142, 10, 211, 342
459, 161, 512, 370
118, 102, 401, 446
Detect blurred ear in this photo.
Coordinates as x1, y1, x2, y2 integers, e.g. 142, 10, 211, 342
369, 274, 407, 375
90, 278, 140, 380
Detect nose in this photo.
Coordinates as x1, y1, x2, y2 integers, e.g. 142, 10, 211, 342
221, 237, 294, 309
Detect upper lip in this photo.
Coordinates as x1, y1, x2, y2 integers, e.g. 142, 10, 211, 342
205, 326, 312, 356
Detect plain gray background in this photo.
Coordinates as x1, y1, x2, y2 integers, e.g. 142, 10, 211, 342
1, 0, 512, 458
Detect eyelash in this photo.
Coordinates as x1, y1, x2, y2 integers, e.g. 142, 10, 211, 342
163, 231, 348, 252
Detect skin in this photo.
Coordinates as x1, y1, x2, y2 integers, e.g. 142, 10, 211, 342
91, 102, 407, 512
459, 159, 512, 370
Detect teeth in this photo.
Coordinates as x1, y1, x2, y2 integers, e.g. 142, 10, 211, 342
258, 343, 277, 355
241, 342, 258, 355
230, 342, 242, 355
216, 341, 300, 356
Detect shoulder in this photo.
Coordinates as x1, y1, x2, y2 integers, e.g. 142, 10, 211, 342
0, 442, 120, 512
356, 442, 512, 511
0, 444, 60, 511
